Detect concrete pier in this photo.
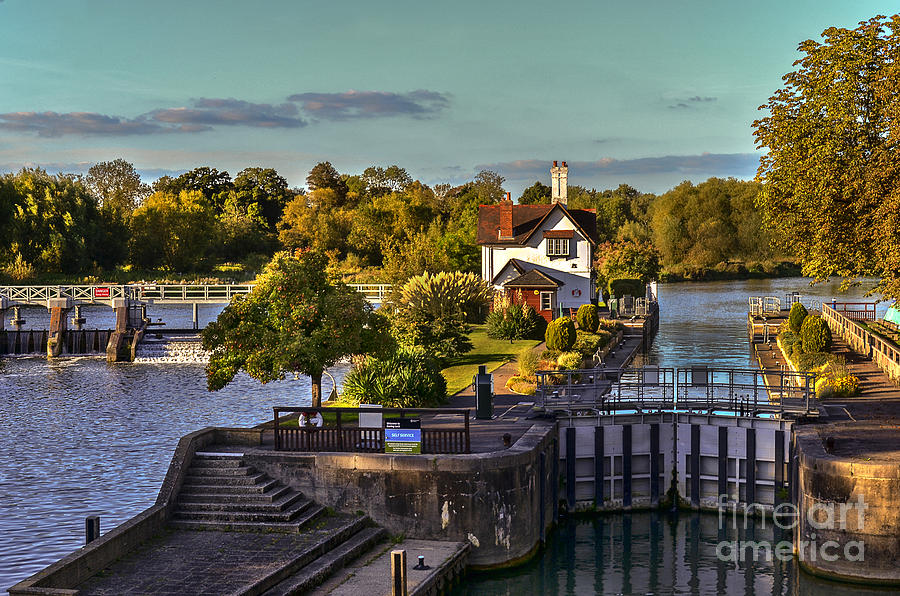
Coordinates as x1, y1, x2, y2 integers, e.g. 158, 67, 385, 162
46, 297, 72, 359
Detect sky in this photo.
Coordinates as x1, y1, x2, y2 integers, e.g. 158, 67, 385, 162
0, 0, 896, 196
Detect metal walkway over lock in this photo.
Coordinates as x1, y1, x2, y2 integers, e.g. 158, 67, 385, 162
536, 366, 817, 417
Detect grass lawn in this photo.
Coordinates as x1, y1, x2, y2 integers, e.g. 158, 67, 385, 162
441, 324, 542, 396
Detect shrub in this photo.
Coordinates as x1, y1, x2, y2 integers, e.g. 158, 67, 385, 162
572, 330, 611, 359
517, 347, 540, 377
608, 278, 644, 299
788, 302, 808, 333
545, 317, 576, 351
800, 315, 832, 353
397, 271, 493, 323
576, 304, 600, 332
597, 319, 625, 334
505, 375, 536, 395
557, 351, 583, 370
390, 309, 471, 363
2, 253, 35, 281
486, 292, 543, 341
778, 331, 802, 360
340, 346, 447, 408
796, 351, 832, 372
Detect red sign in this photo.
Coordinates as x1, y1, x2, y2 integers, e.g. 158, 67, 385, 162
94, 287, 111, 298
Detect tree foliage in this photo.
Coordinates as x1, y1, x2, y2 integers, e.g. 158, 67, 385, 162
202, 250, 385, 406
518, 181, 551, 204
85, 159, 149, 217
129, 190, 216, 271
340, 346, 447, 408
753, 15, 900, 297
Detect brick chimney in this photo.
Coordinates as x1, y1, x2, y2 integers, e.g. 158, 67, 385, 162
499, 192, 513, 239
551, 161, 568, 205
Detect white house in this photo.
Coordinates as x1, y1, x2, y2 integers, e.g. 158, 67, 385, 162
477, 161, 598, 321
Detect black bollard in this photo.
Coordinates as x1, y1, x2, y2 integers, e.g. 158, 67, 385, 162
413, 555, 430, 570
85, 515, 100, 544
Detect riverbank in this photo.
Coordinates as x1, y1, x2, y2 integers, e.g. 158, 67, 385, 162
658, 260, 802, 283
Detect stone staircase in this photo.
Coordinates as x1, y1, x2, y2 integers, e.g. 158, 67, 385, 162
170, 452, 389, 595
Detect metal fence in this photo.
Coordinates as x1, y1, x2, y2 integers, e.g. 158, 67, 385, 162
536, 366, 816, 416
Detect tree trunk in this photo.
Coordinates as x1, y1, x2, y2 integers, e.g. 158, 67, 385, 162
311, 370, 323, 408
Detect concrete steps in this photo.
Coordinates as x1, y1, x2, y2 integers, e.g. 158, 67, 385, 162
168, 453, 392, 594
261, 527, 388, 596
173, 454, 326, 532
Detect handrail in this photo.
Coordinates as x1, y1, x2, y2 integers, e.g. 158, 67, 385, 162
822, 303, 900, 384
535, 366, 816, 416
0, 282, 392, 306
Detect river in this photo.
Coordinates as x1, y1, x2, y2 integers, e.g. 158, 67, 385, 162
0, 278, 892, 591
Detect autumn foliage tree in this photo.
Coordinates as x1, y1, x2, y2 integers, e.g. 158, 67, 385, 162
753, 15, 900, 297
201, 250, 386, 406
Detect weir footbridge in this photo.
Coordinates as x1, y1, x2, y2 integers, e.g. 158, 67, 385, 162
0, 283, 391, 307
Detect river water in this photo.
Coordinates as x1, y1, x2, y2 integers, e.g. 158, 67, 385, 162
0, 279, 892, 591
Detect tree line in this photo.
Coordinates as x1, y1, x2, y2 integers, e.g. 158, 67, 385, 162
0, 158, 791, 286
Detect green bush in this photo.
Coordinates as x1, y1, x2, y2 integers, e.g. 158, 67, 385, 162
779, 330, 802, 359
608, 278, 644, 299
517, 347, 540, 377
788, 302, 808, 333
572, 330, 611, 359
796, 351, 832, 372
545, 317, 576, 351
800, 315, 832, 354
391, 309, 471, 363
576, 304, 600, 332
486, 301, 543, 341
340, 346, 447, 408
556, 351, 583, 370
397, 271, 493, 323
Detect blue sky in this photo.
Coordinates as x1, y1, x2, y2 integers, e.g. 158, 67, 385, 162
0, 0, 895, 195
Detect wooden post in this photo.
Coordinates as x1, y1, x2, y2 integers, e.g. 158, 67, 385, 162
273, 408, 280, 450
85, 516, 100, 544
336, 410, 343, 451
391, 549, 407, 596
464, 411, 470, 453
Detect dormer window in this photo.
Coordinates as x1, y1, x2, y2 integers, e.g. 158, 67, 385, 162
544, 229, 573, 257
546, 238, 569, 256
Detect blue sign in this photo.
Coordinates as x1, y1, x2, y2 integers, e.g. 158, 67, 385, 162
385, 418, 422, 454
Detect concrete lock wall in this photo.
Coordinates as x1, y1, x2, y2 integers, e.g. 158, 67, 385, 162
559, 414, 792, 512
245, 424, 558, 569
794, 425, 900, 585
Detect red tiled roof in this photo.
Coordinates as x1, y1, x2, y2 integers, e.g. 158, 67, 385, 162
476, 203, 598, 246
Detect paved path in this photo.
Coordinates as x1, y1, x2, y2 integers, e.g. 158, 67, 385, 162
315, 539, 467, 595
755, 321, 900, 423
77, 517, 356, 596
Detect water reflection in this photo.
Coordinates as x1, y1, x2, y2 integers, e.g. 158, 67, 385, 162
455, 513, 892, 595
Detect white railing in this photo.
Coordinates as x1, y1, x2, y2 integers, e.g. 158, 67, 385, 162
346, 284, 391, 303
1, 283, 392, 306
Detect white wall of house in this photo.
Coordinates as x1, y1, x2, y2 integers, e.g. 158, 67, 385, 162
481, 209, 594, 309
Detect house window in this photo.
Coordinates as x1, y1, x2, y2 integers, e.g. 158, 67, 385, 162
540, 292, 553, 311
546, 238, 569, 257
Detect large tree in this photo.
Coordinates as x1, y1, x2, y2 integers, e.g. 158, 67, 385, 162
202, 250, 385, 406
129, 190, 216, 271
753, 15, 900, 297
84, 159, 149, 217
